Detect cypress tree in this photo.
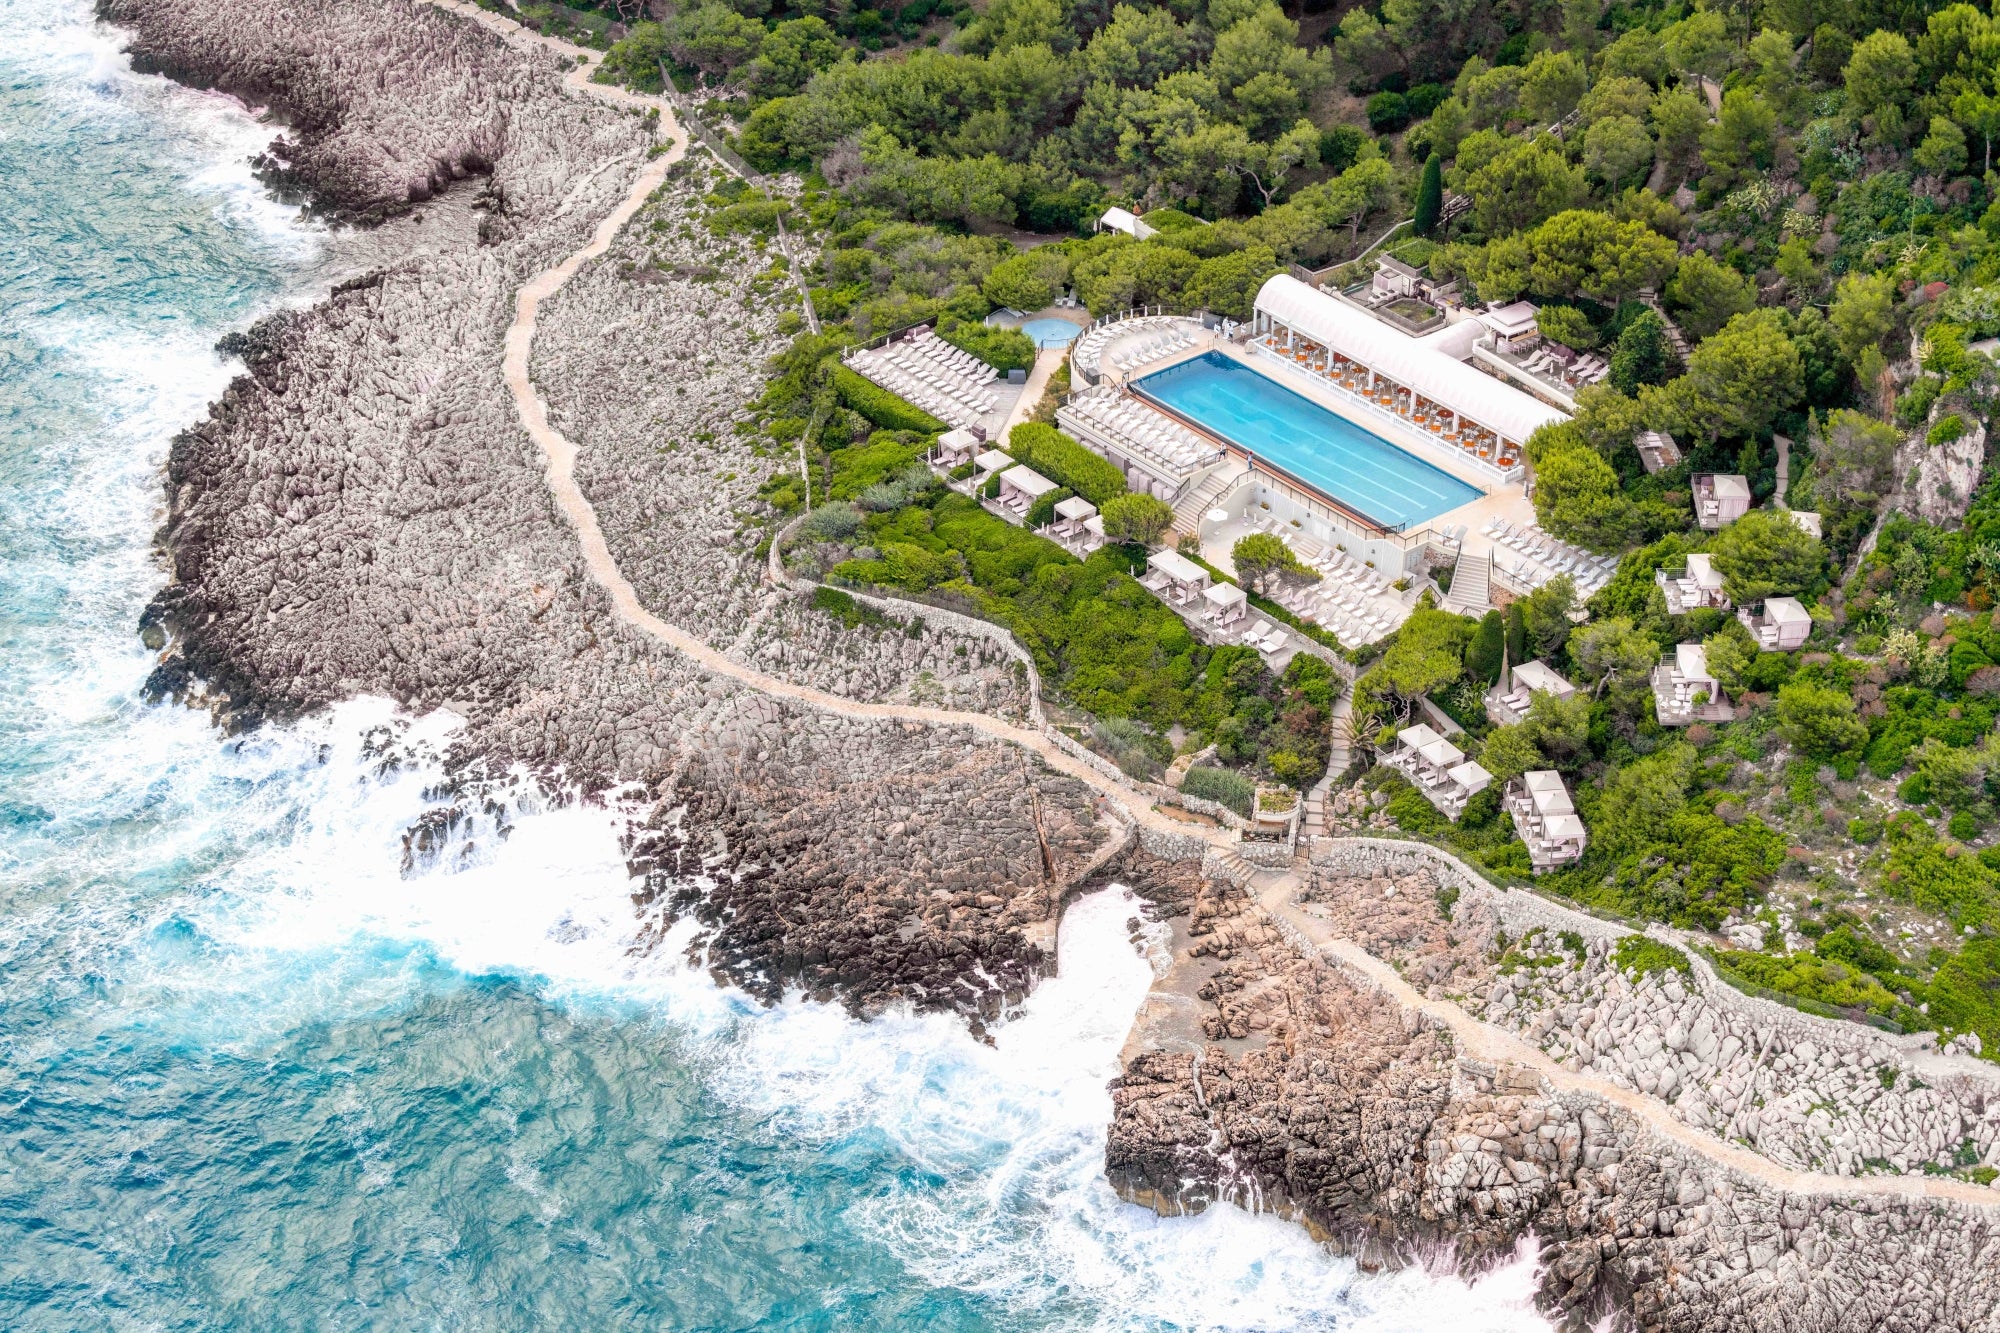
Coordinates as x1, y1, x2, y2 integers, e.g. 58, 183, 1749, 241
1465, 609, 1505, 683
1413, 153, 1444, 237
1506, 602, 1529, 664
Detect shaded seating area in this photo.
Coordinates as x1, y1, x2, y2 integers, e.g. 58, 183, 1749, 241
1657, 552, 1729, 615
934, 426, 984, 468
1738, 595, 1812, 651
1505, 770, 1587, 872
1653, 643, 1734, 726
1249, 275, 1568, 479
1045, 495, 1104, 554
995, 464, 1058, 521
1382, 722, 1493, 820
1140, 548, 1211, 606
1201, 581, 1247, 632
1485, 659, 1576, 728
1693, 474, 1752, 529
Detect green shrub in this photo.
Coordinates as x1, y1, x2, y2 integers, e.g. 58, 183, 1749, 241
1928, 413, 1967, 446
1951, 810, 1982, 841
1005, 422, 1129, 505
938, 316, 1036, 374
800, 501, 864, 542
1715, 949, 1902, 1015
1025, 485, 1075, 529
1612, 935, 1691, 979
1181, 764, 1256, 816
1850, 814, 1883, 844
830, 434, 927, 500
833, 364, 947, 433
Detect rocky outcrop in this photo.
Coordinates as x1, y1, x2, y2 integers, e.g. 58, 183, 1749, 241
1111, 861, 2000, 1329
123, 0, 1108, 1026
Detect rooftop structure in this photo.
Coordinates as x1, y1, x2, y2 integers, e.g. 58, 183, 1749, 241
1636, 430, 1682, 474
1095, 206, 1158, 240
1693, 474, 1752, 530
1486, 658, 1577, 728
1789, 510, 1823, 539
1047, 496, 1103, 555
1657, 551, 1730, 615
1505, 770, 1587, 872
1251, 275, 1569, 472
1739, 595, 1812, 651
1382, 721, 1493, 820
1480, 301, 1541, 351
1653, 642, 1733, 726
972, 448, 1012, 479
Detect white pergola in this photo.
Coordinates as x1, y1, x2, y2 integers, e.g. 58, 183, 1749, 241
1252, 274, 1569, 457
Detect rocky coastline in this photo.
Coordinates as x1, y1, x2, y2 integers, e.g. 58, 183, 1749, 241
110, 0, 2000, 1326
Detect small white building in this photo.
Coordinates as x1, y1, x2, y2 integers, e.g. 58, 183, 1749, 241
1480, 301, 1542, 353
1486, 658, 1577, 727
1095, 206, 1158, 240
1201, 581, 1247, 630
1657, 551, 1730, 615
1789, 510, 1823, 539
1372, 254, 1425, 300
1505, 770, 1587, 872
1693, 474, 1752, 529
1142, 548, 1211, 606
1739, 595, 1812, 651
1654, 642, 1733, 726
1383, 722, 1494, 820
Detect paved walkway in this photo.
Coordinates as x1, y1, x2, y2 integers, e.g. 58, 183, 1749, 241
420, 0, 2000, 1213
995, 345, 1063, 440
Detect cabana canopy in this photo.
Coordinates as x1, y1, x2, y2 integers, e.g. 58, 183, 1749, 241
1448, 760, 1493, 793
1000, 465, 1058, 498
1147, 549, 1210, 585
1397, 722, 1442, 751
1255, 275, 1570, 445
1544, 813, 1587, 839
1055, 496, 1098, 520
1203, 582, 1247, 608
1764, 596, 1811, 626
973, 449, 1012, 472
1675, 642, 1713, 682
938, 427, 981, 454
1512, 660, 1575, 697
1524, 770, 1574, 815
1418, 737, 1465, 768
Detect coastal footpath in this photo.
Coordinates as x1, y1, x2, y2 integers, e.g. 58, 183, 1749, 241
112, 0, 2000, 1324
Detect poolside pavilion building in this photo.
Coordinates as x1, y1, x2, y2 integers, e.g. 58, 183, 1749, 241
1248, 275, 1569, 479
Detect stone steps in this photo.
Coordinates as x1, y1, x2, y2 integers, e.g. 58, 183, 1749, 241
1170, 462, 1248, 540
1441, 549, 1491, 617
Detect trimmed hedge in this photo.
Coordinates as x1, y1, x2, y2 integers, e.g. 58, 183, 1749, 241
833, 364, 947, 433
1006, 422, 1128, 505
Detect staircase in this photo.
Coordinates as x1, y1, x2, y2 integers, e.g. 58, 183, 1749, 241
1207, 845, 1256, 887
1300, 680, 1357, 840
1441, 549, 1492, 617
1170, 461, 1249, 541
1637, 288, 1692, 362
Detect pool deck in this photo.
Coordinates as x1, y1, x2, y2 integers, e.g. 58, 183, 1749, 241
1106, 337, 1535, 568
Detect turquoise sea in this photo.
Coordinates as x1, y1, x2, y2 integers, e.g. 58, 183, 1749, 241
0, 2, 1555, 1327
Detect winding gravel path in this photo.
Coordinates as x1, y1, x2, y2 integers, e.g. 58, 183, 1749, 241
422, 0, 2000, 1211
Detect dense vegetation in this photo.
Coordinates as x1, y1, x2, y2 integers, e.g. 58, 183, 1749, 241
654, 0, 2000, 1054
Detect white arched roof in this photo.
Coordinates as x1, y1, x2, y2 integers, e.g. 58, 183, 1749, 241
1254, 274, 1570, 445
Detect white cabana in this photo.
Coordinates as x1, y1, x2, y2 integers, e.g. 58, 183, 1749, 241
1202, 581, 1247, 627
936, 427, 982, 465
997, 465, 1057, 519
1096, 206, 1158, 240
1524, 769, 1574, 814
1511, 660, 1575, 699
1054, 496, 1098, 522
1418, 737, 1465, 769
1508, 769, 1585, 871
1254, 274, 1569, 450
973, 448, 1012, 476
1396, 722, 1442, 751
1146, 548, 1211, 589
1447, 760, 1494, 796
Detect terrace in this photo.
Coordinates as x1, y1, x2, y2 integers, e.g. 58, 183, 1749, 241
1738, 595, 1812, 651
1135, 548, 1305, 666
1656, 552, 1731, 615
1380, 721, 1493, 820
1485, 659, 1577, 728
1653, 642, 1734, 726
1480, 516, 1616, 597
1504, 770, 1587, 872
1693, 474, 1752, 530
843, 326, 1023, 432
1196, 508, 1416, 648
1636, 430, 1682, 475
1056, 383, 1226, 501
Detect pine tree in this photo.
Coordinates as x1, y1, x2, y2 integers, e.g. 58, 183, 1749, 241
1413, 152, 1444, 237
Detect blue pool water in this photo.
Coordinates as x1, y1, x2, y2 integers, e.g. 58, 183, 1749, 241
0, 2, 1558, 1327
1135, 352, 1482, 531
1018, 317, 1083, 348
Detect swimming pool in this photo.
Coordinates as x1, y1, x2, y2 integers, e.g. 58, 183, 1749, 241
1135, 351, 1483, 530
1018, 317, 1083, 348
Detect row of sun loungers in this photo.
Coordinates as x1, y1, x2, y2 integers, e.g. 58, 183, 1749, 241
1071, 315, 1202, 379
1252, 338, 1520, 473
1482, 517, 1615, 593
1519, 347, 1611, 386
844, 328, 1005, 429
1108, 327, 1197, 373
1061, 387, 1221, 478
